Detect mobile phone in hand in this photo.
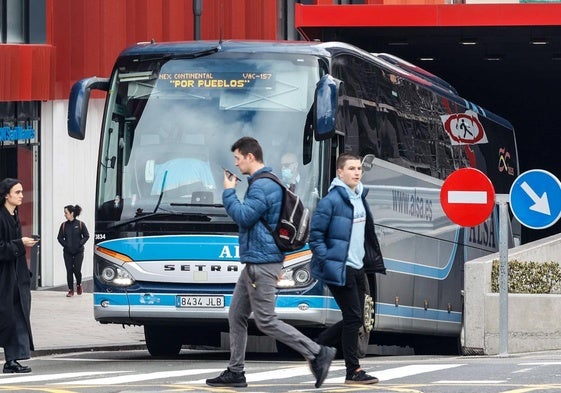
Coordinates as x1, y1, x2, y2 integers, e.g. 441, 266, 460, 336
32, 235, 40, 241
222, 167, 241, 182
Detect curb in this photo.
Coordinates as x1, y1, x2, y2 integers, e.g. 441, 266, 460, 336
32, 344, 147, 357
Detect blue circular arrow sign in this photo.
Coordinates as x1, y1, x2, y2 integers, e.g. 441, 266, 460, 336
509, 169, 561, 229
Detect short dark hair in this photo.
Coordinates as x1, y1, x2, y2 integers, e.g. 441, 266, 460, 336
336, 153, 361, 169
65, 204, 83, 217
0, 178, 21, 207
231, 136, 263, 163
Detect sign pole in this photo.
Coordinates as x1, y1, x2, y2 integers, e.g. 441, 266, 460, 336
496, 194, 509, 356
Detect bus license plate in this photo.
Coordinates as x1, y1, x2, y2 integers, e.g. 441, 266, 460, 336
176, 295, 224, 308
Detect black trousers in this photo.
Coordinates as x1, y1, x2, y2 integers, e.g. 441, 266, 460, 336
63, 251, 84, 290
317, 266, 366, 374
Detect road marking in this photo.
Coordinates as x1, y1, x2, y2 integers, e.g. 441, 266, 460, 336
513, 368, 534, 373
57, 368, 224, 385
190, 365, 346, 384
0, 371, 120, 384
324, 364, 463, 384
435, 380, 505, 384
3, 363, 466, 387
448, 190, 487, 204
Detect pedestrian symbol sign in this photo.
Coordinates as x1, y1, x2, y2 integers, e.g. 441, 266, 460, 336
509, 169, 561, 229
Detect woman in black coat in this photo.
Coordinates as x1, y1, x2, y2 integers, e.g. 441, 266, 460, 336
0, 178, 38, 373
57, 204, 90, 297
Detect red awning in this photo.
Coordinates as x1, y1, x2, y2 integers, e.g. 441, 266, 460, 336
296, 3, 561, 40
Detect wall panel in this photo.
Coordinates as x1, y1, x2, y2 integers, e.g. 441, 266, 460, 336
1, 0, 280, 101
0, 45, 53, 101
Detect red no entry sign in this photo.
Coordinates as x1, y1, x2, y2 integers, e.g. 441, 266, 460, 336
440, 168, 496, 227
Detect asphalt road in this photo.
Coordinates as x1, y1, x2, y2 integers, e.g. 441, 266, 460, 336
2, 348, 561, 393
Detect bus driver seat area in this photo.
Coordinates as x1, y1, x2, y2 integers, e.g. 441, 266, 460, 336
137, 133, 216, 202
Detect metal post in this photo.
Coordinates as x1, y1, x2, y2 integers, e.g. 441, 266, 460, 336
497, 194, 509, 356
193, 0, 202, 40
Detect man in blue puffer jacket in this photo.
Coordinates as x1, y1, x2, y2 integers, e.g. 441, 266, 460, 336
310, 153, 386, 385
207, 137, 336, 389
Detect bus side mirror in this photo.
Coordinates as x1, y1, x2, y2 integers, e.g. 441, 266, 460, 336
362, 154, 375, 172
313, 75, 340, 141
67, 77, 109, 140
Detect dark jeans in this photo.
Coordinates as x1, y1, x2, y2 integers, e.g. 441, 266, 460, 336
317, 266, 366, 374
63, 251, 84, 290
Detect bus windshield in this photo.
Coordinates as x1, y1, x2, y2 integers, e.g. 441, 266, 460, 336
96, 54, 321, 222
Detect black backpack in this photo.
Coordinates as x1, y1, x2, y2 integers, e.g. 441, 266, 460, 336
249, 172, 310, 252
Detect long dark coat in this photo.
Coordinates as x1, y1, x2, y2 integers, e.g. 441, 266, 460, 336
0, 206, 34, 350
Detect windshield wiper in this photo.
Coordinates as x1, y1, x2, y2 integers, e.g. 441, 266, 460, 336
107, 171, 171, 229
106, 210, 217, 229
170, 202, 225, 208
106, 211, 163, 229
153, 170, 168, 213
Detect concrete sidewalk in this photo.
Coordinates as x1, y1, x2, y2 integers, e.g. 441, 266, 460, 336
29, 288, 146, 355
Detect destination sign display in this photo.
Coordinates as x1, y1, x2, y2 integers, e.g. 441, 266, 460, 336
158, 71, 274, 89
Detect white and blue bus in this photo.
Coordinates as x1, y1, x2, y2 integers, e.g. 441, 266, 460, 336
68, 40, 519, 356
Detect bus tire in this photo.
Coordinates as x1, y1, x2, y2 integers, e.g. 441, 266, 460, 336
144, 325, 183, 356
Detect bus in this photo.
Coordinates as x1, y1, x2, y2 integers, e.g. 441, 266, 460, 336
67, 40, 519, 356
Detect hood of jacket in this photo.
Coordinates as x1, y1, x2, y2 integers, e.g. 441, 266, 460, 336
328, 177, 364, 200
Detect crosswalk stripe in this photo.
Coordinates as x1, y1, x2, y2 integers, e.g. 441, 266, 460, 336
324, 364, 464, 384
190, 365, 347, 385
0, 371, 121, 384
57, 368, 224, 385
376, 364, 464, 381
2, 363, 467, 386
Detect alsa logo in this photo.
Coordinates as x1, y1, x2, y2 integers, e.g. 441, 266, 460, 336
441, 110, 488, 145
467, 211, 496, 249
498, 147, 515, 176
218, 245, 239, 259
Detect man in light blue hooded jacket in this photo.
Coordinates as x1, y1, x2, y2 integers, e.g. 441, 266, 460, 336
309, 153, 386, 385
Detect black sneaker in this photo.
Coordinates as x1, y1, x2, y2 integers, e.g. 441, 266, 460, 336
206, 368, 247, 387
345, 369, 379, 384
309, 345, 336, 388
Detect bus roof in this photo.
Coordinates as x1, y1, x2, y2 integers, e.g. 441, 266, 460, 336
118, 39, 513, 131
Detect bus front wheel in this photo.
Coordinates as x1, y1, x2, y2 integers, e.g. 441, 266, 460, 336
357, 274, 375, 358
144, 325, 183, 356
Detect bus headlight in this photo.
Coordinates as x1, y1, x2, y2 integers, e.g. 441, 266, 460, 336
101, 267, 116, 281
278, 262, 314, 288
100, 266, 134, 286
95, 255, 135, 287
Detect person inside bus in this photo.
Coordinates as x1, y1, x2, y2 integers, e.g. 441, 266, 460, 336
280, 152, 320, 206
0, 178, 38, 374
206, 136, 336, 389
280, 152, 301, 192
309, 153, 386, 385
